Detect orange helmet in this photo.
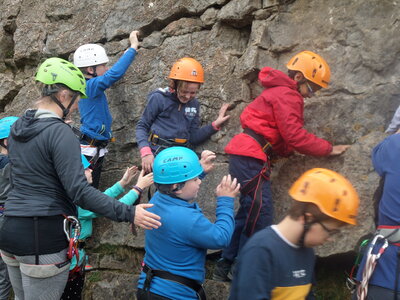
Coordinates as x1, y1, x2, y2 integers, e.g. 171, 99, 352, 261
168, 57, 204, 83
289, 168, 359, 225
286, 51, 331, 88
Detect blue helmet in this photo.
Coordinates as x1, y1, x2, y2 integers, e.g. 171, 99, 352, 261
81, 154, 91, 169
153, 147, 203, 184
0, 116, 18, 140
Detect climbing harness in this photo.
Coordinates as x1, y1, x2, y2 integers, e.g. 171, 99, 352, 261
142, 263, 206, 300
63, 215, 81, 274
240, 128, 274, 237
149, 132, 190, 156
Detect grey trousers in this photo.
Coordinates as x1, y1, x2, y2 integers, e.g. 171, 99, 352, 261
1, 249, 70, 300
0, 256, 11, 300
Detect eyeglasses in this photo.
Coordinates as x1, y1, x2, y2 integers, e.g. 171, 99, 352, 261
317, 221, 341, 236
306, 81, 315, 97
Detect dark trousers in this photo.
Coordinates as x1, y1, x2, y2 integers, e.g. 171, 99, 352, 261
222, 155, 274, 262
84, 155, 104, 189
352, 284, 400, 300
61, 272, 85, 300
137, 288, 172, 300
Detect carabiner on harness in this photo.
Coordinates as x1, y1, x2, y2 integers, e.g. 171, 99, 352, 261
357, 234, 388, 300
63, 215, 81, 262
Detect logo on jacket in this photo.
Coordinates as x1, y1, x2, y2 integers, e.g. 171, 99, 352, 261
185, 107, 197, 119
292, 269, 306, 278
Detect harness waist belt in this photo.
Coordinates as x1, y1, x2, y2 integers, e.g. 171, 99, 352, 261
72, 127, 109, 148
243, 128, 274, 157
376, 226, 400, 244
149, 133, 188, 147
142, 264, 206, 300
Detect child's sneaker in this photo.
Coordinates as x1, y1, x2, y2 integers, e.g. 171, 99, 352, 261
84, 264, 94, 272
212, 258, 232, 282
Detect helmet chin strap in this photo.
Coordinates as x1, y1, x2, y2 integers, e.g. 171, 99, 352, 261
298, 213, 315, 248
50, 93, 79, 121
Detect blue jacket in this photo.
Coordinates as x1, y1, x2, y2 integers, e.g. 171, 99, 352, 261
356, 134, 400, 291
79, 48, 137, 141
135, 88, 216, 151
137, 191, 235, 299
71, 182, 139, 270
386, 105, 400, 133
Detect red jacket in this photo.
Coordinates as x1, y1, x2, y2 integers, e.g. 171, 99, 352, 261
225, 67, 332, 162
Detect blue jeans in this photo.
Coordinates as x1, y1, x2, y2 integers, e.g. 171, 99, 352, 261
222, 155, 274, 262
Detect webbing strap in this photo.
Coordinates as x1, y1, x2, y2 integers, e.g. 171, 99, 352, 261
241, 164, 271, 237
142, 264, 206, 300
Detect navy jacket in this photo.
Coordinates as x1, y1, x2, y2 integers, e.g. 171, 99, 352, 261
136, 88, 216, 151
230, 226, 315, 300
356, 134, 400, 291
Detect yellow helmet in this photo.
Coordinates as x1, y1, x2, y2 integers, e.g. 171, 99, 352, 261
289, 168, 359, 225
286, 51, 331, 88
168, 57, 204, 83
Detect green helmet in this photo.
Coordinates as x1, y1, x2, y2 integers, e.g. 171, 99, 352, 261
35, 57, 87, 98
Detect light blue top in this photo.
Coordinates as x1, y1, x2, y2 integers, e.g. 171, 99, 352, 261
70, 182, 139, 270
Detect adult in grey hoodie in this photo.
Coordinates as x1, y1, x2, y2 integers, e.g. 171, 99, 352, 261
0, 58, 161, 300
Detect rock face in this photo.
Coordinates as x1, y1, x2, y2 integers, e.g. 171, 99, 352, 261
1, 0, 399, 298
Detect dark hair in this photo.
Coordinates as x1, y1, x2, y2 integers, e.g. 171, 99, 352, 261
41, 83, 71, 97
155, 182, 185, 195
287, 70, 299, 80
287, 201, 330, 221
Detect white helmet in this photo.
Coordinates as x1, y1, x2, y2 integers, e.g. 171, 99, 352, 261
73, 44, 109, 68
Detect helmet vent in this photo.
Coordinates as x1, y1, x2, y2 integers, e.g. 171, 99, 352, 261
300, 181, 309, 194
312, 69, 317, 78
292, 57, 298, 65
330, 178, 336, 182
343, 190, 347, 196
333, 198, 340, 212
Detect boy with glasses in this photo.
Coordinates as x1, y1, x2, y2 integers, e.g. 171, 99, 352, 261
229, 168, 359, 300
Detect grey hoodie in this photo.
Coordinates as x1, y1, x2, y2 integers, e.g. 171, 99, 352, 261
5, 109, 135, 222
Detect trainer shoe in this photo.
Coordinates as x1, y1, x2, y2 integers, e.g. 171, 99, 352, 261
212, 258, 232, 282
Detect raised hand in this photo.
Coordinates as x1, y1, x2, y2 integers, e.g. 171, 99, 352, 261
213, 103, 231, 128
200, 150, 216, 173
216, 174, 241, 198
119, 166, 139, 189
136, 170, 154, 190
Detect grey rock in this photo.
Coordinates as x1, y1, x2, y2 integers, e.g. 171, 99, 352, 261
1, 0, 400, 298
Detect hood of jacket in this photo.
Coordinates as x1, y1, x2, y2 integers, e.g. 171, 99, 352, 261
258, 66, 298, 90
11, 109, 64, 143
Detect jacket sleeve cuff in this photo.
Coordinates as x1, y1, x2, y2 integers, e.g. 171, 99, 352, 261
140, 146, 152, 158
212, 121, 221, 131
